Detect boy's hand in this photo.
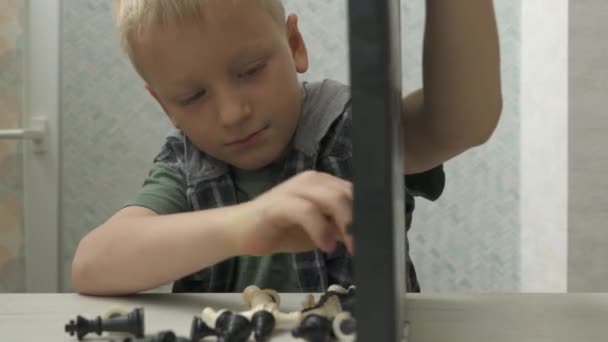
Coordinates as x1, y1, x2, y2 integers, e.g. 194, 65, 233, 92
237, 171, 354, 256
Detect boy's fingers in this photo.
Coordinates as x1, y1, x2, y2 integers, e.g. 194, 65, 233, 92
289, 199, 337, 253
319, 216, 354, 256
296, 183, 352, 235
346, 234, 355, 255
314, 176, 353, 251
300, 171, 353, 200
330, 219, 354, 255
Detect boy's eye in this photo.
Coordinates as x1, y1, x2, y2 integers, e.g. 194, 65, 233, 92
239, 63, 266, 79
180, 90, 206, 106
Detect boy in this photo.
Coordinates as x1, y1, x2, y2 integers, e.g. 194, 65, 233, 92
72, 0, 502, 295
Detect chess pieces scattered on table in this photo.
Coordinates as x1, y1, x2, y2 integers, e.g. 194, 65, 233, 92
194, 284, 357, 341
197, 286, 301, 341
64, 284, 358, 341
294, 285, 357, 342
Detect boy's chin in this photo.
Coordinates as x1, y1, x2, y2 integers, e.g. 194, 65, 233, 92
228, 149, 286, 171
225, 156, 268, 171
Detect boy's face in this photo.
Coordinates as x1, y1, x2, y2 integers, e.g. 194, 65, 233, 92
134, 1, 308, 170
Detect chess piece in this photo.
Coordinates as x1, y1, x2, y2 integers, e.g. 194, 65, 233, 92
250, 310, 275, 341
190, 316, 218, 341
104, 307, 130, 319
301, 295, 342, 319
291, 314, 333, 342
239, 285, 301, 332
243, 285, 280, 309
145, 330, 190, 342
326, 285, 356, 313
301, 294, 317, 310
294, 285, 356, 341
304, 285, 356, 316
202, 309, 252, 342
65, 307, 144, 340
216, 310, 253, 342
332, 312, 356, 342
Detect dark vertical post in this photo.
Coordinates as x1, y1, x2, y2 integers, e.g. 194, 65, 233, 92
348, 0, 406, 341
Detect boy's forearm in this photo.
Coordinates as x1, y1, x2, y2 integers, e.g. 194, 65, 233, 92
71, 206, 250, 295
401, 0, 502, 172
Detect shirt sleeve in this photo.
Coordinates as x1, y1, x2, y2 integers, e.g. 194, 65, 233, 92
123, 162, 188, 215
405, 164, 445, 201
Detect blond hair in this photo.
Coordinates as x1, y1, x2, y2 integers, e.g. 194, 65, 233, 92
112, 0, 286, 66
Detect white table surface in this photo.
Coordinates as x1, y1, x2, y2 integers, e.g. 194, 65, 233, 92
1, 292, 608, 341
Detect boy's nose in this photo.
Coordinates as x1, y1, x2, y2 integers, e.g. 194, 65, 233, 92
217, 90, 252, 128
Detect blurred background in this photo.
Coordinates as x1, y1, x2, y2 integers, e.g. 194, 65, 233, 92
0, 0, 603, 293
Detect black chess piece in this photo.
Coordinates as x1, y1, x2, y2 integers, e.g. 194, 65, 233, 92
64, 307, 145, 340
251, 310, 275, 341
291, 314, 333, 342
190, 316, 218, 341
338, 316, 356, 335
338, 286, 356, 313
215, 311, 252, 342
147, 330, 177, 342
118, 330, 191, 342
148, 330, 190, 342
333, 312, 357, 341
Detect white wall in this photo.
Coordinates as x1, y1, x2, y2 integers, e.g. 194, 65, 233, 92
520, 0, 569, 292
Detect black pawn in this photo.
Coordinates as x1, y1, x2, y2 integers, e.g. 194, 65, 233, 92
291, 314, 333, 342
64, 307, 145, 340
216, 311, 252, 342
251, 310, 275, 341
190, 316, 217, 341
150, 330, 183, 342
118, 331, 189, 342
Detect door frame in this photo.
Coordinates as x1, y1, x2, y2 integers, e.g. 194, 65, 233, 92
520, 0, 569, 292
23, 0, 61, 292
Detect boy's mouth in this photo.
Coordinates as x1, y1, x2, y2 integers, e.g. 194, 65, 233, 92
225, 126, 268, 147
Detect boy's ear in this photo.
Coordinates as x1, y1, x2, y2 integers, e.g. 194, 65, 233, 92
145, 84, 180, 129
285, 14, 309, 73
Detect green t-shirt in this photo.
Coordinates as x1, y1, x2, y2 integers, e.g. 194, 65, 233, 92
126, 162, 301, 292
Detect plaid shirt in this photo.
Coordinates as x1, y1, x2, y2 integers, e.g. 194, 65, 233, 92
153, 81, 444, 293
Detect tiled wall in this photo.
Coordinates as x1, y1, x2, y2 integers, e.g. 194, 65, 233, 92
60, 0, 173, 291
60, 0, 522, 292
409, 0, 522, 293
0, 0, 25, 292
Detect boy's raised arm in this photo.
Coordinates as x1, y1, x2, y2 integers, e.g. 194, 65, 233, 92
401, 0, 503, 174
